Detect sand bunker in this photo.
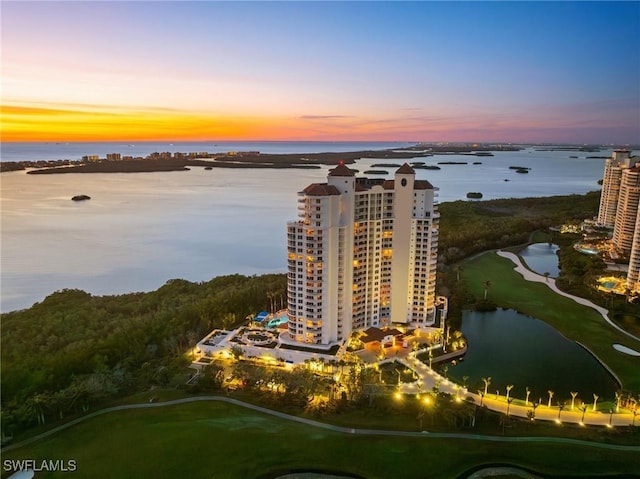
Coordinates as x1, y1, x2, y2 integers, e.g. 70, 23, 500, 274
613, 344, 640, 356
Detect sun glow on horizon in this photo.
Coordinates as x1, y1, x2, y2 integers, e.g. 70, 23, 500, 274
2, 2, 638, 144
1, 103, 317, 142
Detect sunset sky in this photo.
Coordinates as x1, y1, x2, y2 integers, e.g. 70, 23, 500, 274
2, 1, 639, 144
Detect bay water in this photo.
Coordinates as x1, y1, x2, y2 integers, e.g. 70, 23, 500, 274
0, 142, 617, 312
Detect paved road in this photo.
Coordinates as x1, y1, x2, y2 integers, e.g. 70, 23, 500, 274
397, 354, 639, 428
3, 396, 639, 454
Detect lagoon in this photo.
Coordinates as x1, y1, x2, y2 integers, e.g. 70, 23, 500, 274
448, 309, 619, 401
519, 242, 560, 278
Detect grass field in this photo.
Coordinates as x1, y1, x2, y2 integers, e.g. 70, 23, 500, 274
3, 400, 639, 479
462, 252, 640, 392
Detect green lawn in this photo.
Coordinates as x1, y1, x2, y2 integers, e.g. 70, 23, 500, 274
462, 252, 640, 392
3, 400, 638, 479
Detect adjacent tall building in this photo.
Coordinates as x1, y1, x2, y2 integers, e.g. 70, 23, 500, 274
612, 166, 640, 254
598, 150, 633, 228
596, 149, 640, 294
626, 207, 640, 293
286, 163, 440, 346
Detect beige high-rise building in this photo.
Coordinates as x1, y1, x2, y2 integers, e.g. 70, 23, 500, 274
612, 166, 640, 254
286, 163, 440, 346
597, 150, 633, 227
626, 207, 640, 294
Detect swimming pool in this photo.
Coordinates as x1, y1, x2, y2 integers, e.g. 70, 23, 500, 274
266, 315, 289, 328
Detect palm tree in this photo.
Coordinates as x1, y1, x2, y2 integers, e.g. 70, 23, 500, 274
547, 390, 554, 408
593, 393, 599, 412
453, 264, 463, 282
557, 402, 565, 421
506, 397, 514, 416
543, 272, 550, 283
483, 280, 492, 300
482, 377, 491, 396
462, 376, 469, 388
579, 403, 588, 423
266, 291, 273, 314
506, 384, 514, 402
570, 392, 578, 410
532, 402, 539, 420
615, 391, 622, 412
525, 387, 531, 406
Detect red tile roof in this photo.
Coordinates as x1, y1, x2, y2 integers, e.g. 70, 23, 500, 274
396, 163, 415, 175
303, 183, 341, 196
383, 179, 433, 190
414, 179, 434, 189
361, 327, 404, 343
328, 163, 355, 177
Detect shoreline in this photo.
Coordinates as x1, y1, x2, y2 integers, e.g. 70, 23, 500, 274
1, 145, 520, 174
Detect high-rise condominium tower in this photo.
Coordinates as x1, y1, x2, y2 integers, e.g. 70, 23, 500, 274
612, 166, 640, 254
598, 150, 633, 228
286, 163, 439, 345
626, 206, 640, 294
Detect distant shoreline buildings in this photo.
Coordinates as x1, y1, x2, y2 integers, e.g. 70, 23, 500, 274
285, 163, 444, 346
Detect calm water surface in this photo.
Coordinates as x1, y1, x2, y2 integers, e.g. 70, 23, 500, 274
0, 143, 620, 311
519, 242, 560, 277
449, 309, 619, 401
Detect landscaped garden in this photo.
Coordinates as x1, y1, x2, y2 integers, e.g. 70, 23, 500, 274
460, 251, 640, 392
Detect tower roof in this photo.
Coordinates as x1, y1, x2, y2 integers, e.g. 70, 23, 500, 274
396, 163, 415, 175
303, 183, 341, 196
328, 163, 355, 177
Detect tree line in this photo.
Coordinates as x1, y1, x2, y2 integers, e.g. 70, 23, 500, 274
1, 274, 286, 438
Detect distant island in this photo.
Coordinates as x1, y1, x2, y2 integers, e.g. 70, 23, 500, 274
1, 144, 521, 174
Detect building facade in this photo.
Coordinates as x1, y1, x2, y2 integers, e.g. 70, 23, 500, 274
597, 150, 633, 228
612, 166, 640, 254
286, 163, 440, 346
626, 206, 640, 294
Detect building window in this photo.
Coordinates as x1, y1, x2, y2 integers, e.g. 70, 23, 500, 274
401, 178, 407, 187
